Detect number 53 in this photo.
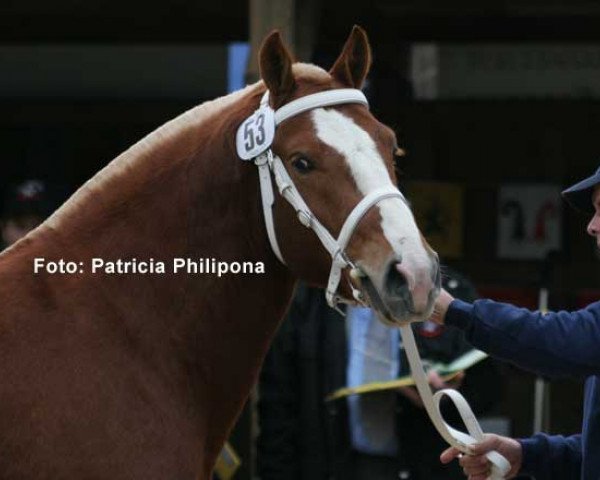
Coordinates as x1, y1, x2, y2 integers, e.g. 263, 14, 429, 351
244, 113, 266, 152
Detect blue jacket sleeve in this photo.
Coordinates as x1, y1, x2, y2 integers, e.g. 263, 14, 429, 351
518, 433, 582, 479
445, 299, 600, 379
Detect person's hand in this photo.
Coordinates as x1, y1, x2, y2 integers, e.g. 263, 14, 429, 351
430, 288, 455, 324
440, 433, 523, 479
443, 370, 465, 390
398, 370, 465, 408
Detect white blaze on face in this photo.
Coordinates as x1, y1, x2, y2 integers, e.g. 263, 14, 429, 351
311, 108, 430, 273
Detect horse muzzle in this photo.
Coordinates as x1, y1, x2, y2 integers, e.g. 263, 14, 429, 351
355, 254, 441, 325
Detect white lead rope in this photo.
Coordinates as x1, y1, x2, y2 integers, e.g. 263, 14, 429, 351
398, 324, 511, 480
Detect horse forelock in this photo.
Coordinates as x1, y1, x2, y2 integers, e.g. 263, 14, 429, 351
291, 63, 331, 83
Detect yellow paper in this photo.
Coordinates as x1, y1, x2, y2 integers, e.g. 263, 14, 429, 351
326, 349, 487, 402
214, 442, 241, 480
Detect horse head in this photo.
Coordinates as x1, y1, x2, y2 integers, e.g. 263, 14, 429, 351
248, 26, 440, 325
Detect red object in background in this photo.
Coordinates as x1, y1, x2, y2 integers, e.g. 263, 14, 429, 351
477, 286, 539, 310
576, 289, 600, 309
417, 321, 446, 338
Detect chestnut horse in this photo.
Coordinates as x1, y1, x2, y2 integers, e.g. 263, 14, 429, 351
0, 27, 439, 479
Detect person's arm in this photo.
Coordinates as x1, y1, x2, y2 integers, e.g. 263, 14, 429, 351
519, 433, 582, 479
435, 290, 600, 378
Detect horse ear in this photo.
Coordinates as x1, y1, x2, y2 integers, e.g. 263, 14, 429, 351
259, 30, 296, 107
329, 25, 372, 89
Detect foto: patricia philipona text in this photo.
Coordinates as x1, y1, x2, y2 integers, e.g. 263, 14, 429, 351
33, 258, 265, 277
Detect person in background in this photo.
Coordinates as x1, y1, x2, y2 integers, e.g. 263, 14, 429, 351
256, 268, 502, 479
433, 166, 600, 480
1, 180, 52, 249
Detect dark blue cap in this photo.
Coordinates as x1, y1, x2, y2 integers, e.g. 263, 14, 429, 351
562, 166, 600, 213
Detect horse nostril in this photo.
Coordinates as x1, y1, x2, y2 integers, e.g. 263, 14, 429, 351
385, 262, 411, 297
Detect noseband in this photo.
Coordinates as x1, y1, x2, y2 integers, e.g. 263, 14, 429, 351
237, 88, 405, 311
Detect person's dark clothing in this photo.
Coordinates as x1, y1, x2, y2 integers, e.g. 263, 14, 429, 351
447, 298, 600, 480
256, 284, 351, 480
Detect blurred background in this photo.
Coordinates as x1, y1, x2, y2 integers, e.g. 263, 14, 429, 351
1, 0, 598, 478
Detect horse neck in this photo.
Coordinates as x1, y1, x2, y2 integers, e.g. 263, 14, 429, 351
30, 90, 296, 457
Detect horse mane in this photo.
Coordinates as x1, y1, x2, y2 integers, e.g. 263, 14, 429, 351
46, 63, 329, 227
42, 82, 263, 234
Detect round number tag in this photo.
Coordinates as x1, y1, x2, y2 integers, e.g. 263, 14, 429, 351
236, 106, 276, 160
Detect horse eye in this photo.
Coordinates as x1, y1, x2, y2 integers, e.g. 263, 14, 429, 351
292, 157, 314, 174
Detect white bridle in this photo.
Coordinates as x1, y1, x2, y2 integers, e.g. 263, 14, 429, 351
237, 86, 510, 479
247, 88, 405, 310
